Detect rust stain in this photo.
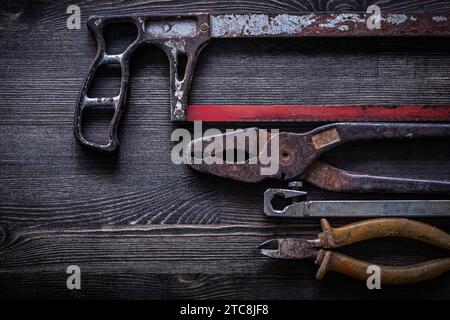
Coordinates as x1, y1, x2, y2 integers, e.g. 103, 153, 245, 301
311, 128, 340, 150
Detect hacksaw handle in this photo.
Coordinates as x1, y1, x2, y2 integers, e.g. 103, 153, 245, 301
74, 15, 211, 152
314, 250, 450, 285
318, 218, 450, 250
74, 17, 133, 152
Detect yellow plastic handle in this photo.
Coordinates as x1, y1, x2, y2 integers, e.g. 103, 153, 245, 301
318, 218, 450, 249
315, 250, 450, 285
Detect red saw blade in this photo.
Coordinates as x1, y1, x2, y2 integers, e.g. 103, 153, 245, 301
187, 105, 450, 122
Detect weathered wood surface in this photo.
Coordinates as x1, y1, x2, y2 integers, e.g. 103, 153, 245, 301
1, 0, 450, 299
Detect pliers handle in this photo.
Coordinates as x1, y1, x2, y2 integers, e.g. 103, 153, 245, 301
302, 161, 450, 194
318, 218, 450, 249
317, 218, 450, 285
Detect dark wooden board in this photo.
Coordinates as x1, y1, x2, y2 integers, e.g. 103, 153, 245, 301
1, 225, 449, 299
0, 0, 450, 299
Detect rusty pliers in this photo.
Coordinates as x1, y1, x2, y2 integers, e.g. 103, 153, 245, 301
258, 218, 450, 285
187, 123, 450, 193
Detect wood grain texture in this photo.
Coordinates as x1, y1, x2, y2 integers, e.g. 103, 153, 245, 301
0, 224, 449, 299
2, 272, 450, 300
0, 221, 449, 299
0, 0, 450, 299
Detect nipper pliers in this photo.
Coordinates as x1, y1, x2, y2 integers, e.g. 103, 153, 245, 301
187, 122, 450, 193
258, 218, 450, 285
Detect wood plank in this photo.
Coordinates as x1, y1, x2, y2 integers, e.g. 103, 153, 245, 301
1, 224, 449, 273
1, 0, 450, 299
0, 224, 449, 299
2, 37, 450, 123
2, 272, 449, 300
1, 124, 449, 228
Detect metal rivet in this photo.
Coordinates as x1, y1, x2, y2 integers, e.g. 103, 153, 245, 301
288, 181, 303, 190
200, 23, 209, 32
288, 181, 304, 203
174, 108, 184, 117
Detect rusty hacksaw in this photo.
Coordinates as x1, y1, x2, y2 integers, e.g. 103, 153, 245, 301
74, 12, 450, 151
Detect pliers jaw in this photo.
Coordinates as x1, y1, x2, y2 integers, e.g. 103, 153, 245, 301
258, 238, 321, 260
185, 128, 286, 182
